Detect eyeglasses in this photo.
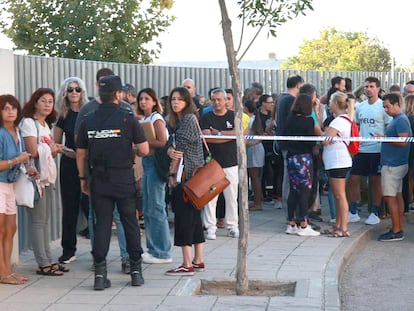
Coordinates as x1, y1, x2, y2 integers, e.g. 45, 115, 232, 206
67, 86, 82, 93
2, 106, 17, 112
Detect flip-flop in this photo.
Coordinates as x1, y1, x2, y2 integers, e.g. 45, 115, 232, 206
0, 274, 25, 285
11, 272, 29, 282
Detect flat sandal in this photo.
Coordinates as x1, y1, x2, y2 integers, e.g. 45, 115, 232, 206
36, 264, 64, 276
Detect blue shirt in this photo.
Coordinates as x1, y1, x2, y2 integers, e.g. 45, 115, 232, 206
0, 127, 26, 183
381, 113, 411, 167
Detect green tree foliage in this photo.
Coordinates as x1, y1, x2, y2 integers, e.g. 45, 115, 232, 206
281, 27, 391, 71
0, 0, 174, 64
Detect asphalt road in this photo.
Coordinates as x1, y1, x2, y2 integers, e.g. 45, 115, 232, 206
341, 215, 414, 311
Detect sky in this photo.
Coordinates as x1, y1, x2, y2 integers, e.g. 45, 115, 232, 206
1, 0, 413, 67
155, 0, 414, 67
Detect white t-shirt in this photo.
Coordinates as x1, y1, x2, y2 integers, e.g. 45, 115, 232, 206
19, 118, 53, 143
322, 114, 352, 170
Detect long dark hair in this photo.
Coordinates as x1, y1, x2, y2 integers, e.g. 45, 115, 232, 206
244, 99, 263, 135
0, 94, 22, 127
291, 93, 313, 116
137, 88, 163, 116
167, 87, 197, 128
22, 88, 57, 127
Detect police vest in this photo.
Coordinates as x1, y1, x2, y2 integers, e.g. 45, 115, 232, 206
85, 106, 134, 172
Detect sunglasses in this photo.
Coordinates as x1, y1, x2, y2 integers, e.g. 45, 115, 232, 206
67, 86, 82, 93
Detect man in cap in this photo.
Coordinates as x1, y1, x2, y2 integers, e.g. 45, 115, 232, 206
76, 75, 149, 290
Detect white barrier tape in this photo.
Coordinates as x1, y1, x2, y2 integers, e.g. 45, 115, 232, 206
202, 135, 414, 143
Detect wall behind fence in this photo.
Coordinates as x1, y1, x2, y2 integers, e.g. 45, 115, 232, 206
12, 53, 414, 253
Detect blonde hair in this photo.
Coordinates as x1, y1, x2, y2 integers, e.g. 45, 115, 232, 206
347, 96, 355, 120
330, 91, 348, 110
404, 95, 414, 115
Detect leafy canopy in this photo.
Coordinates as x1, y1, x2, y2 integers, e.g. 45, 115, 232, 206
281, 27, 391, 71
0, 0, 174, 64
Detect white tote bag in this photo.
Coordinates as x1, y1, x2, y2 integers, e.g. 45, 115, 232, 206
13, 131, 41, 208
14, 165, 37, 208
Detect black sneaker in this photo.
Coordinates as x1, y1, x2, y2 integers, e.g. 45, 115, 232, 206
122, 261, 131, 274
378, 230, 404, 242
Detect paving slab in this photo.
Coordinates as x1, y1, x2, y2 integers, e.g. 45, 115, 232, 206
1, 195, 378, 310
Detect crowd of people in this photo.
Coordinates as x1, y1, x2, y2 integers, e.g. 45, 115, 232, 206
1, 69, 414, 288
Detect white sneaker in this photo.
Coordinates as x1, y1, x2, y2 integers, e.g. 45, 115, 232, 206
348, 212, 360, 223
285, 224, 298, 235
142, 252, 172, 264
365, 212, 380, 225
228, 228, 239, 238
329, 218, 336, 224
206, 228, 216, 240
297, 225, 320, 236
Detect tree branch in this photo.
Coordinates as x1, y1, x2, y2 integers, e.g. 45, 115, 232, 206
235, 0, 246, 54
237, 0, 274, 63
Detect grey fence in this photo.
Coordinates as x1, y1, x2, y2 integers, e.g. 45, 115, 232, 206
13, 54, 414, 253
14, 54, 414, 104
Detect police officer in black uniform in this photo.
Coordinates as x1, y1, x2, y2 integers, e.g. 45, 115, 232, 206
76, 75, 149, 290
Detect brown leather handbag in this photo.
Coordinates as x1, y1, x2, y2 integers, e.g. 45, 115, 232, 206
183, 118, 230, 210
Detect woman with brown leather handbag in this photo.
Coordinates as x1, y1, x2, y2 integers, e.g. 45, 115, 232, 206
164, 87, 205, 276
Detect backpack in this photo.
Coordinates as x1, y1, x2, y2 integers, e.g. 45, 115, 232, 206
340, 116, 360, 155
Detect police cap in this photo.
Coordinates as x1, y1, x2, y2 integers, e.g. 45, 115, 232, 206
99, 75, 123, 93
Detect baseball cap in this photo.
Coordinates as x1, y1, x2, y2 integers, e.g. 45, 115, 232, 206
99, 75, 123, 93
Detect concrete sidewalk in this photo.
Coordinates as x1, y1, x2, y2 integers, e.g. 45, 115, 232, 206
0, 196, 381, 311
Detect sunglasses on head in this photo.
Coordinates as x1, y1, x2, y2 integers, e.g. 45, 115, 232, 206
67, 86, 82, 93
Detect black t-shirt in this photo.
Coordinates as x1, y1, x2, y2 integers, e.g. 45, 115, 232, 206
56, 109, 78, 150
199, 110, 237, 168
275, 93, 295, 150
284, 114, 316, 156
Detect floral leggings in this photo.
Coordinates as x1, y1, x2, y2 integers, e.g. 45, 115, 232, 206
287, 153, 313, 222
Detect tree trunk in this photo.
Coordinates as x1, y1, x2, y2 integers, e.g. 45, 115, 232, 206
218, 0, 249, 296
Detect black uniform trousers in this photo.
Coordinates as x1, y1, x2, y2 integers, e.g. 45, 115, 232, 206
90, 179, 143, 263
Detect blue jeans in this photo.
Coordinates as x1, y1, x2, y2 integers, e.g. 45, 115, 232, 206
142, 156, 171, 259
88, 201, 128, 262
